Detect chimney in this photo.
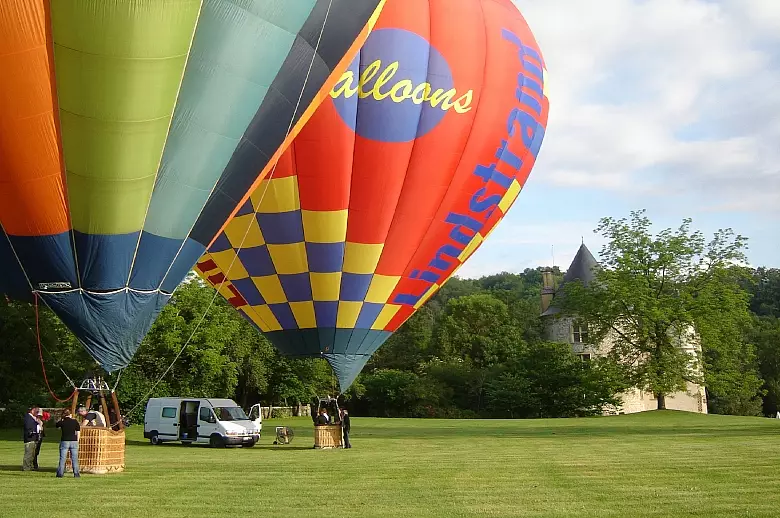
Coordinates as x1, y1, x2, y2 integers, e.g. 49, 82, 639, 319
541, 269, 555, 314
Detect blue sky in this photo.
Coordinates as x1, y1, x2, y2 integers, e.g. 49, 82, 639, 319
459, 0, 779, 277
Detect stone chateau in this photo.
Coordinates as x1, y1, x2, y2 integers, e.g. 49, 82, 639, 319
540, 243, 707, 415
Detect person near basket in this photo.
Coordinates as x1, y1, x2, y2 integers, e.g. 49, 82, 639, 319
21, 406, 42, 471
340, 408, 351, 449
78, 404, 106, 427
55, 408, 80, 478
315, 407, 330, 425
33, 408, 47, 470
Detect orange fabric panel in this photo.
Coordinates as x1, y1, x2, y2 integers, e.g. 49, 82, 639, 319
0, 0, 68, 237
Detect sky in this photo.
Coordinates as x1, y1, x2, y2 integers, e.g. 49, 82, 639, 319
458, 0, 780, 278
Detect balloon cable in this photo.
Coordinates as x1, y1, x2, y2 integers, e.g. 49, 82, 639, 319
119, 0, 336, 419
33, 293, 77, 403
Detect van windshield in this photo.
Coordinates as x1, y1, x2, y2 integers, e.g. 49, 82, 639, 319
214, 407, 249, 421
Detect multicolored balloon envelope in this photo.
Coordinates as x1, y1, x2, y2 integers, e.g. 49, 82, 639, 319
0, 1, 385, 371
195, 0, 550, 390
196, 0, 549, 390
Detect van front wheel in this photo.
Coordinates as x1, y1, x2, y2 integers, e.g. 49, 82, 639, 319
209, 434, 225, 448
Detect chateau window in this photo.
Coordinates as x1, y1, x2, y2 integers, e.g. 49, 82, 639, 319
572, 321, 589, 343
578, 353, 591, 362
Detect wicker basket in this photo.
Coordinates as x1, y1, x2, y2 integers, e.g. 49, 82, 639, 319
313, 425, 343, 449
65, 427, 125, 474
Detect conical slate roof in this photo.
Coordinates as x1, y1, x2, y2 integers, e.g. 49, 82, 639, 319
562, 243, 598, 287
541, 243, 598, 316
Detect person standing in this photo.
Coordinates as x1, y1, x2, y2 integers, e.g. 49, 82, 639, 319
22, 406, 41, 471
341, 408, 351, 449
55, 408, 80, 478
33, 408, 45, 470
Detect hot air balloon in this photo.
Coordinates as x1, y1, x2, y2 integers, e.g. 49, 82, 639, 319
0, 0, 385, 372
194, 0, 550, 391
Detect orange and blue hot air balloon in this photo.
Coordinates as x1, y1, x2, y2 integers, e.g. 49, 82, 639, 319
194, 0, 550, 390
0, 0, 385, 372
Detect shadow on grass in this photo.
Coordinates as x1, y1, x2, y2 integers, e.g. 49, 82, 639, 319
251, 446, 314, 451
0, 465, 57, 473
2, 413, 779, 443
351, 424, 780, 440
124, 439, 313, 451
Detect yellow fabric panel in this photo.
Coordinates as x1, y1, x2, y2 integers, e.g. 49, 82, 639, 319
371, 304, 401, 330
498, 179, 522, 214
252, 305, 282, 332
365, 275, 401, 304
301, 209, 348, 243
224, 213, 265, 248
250, 176, 300, 213
267, 242, 308, 274
252, 275, 286, 304
414, 283, 440, 310
343, 242, 383, 274
208, 249, 248, 280
458, 232, 484, 262
310, 272, 341, 301
290, 301, 317, 329
216, 282, 236, 300
241, 307, 271, 333
337, 301, 362, 328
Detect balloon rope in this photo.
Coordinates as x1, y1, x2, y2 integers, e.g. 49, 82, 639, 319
119, 0, 336, 419
112, 369, 123, 391
34, 293, 77, 403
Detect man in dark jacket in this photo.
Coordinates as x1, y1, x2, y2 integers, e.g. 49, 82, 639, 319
341, 409, 351, 449
22, 406, 41, 471
55, 408, 80, 478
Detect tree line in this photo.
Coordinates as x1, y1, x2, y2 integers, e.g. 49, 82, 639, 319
1, 211, 778, 424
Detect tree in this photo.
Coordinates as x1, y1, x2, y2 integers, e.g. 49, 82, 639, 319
0, 297, 91, 425
485, 342, 625, 418
748, 268, 780, 317
560, 210, 757, 411
752, 316, 780, 415
369, 305, 437, 371
433, 293, 525, 368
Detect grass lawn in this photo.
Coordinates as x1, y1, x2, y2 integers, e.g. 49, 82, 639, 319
1, 410, 778, 517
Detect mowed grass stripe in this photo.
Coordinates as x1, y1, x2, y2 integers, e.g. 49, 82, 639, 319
1, 411, 778, 517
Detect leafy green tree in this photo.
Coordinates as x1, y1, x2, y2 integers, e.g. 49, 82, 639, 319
358, 369, 446, 417
485, 342, 624, 418
694, 269, 763, 415
752, 316, 780, 415
423, 358, 491, 415
0, 298, 90, 424
748, 268, 780, 317
369, 305, 437, 371
560, 210, 757, 411
433, 293, 525, 368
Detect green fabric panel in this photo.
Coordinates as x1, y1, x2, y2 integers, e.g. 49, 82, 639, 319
51, 0, 201, 235
144, 0, 317, 240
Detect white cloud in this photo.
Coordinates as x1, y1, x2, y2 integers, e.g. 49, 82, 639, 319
446, 1, 779, 278
514, 0, 780, 213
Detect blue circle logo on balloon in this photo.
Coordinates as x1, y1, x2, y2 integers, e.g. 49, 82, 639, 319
330, 28, 472, 143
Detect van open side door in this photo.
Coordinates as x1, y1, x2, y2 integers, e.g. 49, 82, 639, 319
248, 404, 263, 432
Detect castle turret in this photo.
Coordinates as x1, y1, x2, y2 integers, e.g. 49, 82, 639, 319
541, 269, 555, 314
541, 243, 598, 317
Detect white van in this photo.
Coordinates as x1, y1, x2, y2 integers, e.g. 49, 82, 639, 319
144, 398, 262, 448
